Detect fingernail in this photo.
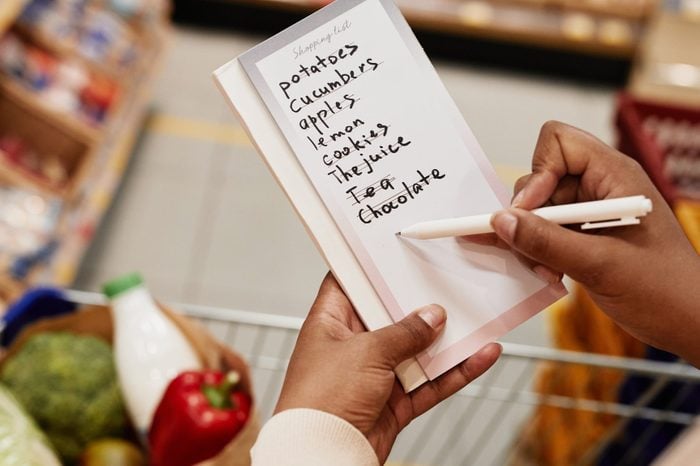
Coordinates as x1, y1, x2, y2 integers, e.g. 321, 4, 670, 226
533, 265, 562, 284
418, 305, 446, 329
511, 189, 526, 208
492, 212, 518, 245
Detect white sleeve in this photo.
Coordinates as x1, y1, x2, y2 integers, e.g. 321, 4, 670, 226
251, 408, 380, 466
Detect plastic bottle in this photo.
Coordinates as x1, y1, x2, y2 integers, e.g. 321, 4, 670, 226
104, 273, 201, 434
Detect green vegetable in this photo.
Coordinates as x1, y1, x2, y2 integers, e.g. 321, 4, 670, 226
0, 332, 128, 465
0, 384, 61, 466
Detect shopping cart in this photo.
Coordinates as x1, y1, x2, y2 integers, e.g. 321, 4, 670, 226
65, 290, 700, 466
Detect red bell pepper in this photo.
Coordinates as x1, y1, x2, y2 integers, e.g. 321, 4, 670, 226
149, 371, 252, 466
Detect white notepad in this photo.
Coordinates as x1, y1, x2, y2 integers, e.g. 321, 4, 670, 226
214, 0, 566, 390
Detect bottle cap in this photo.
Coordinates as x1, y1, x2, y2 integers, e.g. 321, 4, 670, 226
103, 273, 144, 298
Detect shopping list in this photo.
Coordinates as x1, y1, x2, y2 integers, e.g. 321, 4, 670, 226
238, 0, 567, 379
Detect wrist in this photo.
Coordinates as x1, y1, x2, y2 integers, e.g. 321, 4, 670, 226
675, 258, 700, 367
253, 409, 379, 466
651, 255, 700, 367
275, 394, 346, 422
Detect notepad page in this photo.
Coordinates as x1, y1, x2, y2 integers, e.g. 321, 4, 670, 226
213, 59, 429, 391
227, 0, 567, 379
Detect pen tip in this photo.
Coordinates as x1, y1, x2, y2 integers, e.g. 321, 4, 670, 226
395, 232, 401, 236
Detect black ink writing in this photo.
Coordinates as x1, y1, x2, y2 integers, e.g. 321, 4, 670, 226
297, 94, 358, 135
346, 176, 396, 204
287, 58, 380, 114
358, 169, 447, 224
276, 40, 448, 227
327, 136, 411, 183
319, 122, 390, 164
280, 44, 360, 98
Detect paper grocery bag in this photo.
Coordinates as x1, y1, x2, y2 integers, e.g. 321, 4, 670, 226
196, 412, 261, 466
161, 306, 262, 466
2, 302, 260, 465
159, 304, 255, 396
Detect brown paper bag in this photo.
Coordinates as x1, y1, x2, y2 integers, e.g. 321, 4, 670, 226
1, 302, 260, 466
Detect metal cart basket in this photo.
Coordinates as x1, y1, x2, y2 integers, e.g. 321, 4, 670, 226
66, 290, 700, 466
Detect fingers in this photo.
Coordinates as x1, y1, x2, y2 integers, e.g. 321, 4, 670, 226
512, 168, 560, 209
511, 250, 562, 285
410, 343, 502, 417
315, 272, 345, 304
307, 272, 354, 318
515, 121, 620, 209
513, 174, 531, 201
459, 233, 508, 249
531, 121, 602, 178
548, 175, 581, 206
369, 305, 446, 367
302, 272, 366, 335
491, 208, 613, 282
460, 233, 561, 284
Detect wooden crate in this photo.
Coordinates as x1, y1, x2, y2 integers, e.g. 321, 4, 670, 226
0, 82, 95, 198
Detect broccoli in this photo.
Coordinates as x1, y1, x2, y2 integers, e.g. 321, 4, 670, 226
0, 332, 128, 464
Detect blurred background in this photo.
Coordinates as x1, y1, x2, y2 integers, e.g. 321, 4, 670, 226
0, 0, 699, 465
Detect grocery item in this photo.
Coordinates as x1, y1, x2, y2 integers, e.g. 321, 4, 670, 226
0, 187, 62, 279
80, 439, 146, 466
0, 31, 119, 125
43, 61, 87, 114
561, 12, 596, 41
0, 133, 69, 187
149, 371, 252, 466
616, 93, 700, 203
104, 273, 202, 434
0, 384, 61, 466
0, 34, 26, 77
0, 332, 128, 464
81, 75, 119, 124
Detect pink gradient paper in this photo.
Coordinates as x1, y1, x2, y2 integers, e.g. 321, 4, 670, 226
237, 0, 567, 380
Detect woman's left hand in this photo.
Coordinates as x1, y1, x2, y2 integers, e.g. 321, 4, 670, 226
275, 273, 502, 462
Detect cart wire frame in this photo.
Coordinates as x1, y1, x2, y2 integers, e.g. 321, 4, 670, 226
66, 290, 700, 465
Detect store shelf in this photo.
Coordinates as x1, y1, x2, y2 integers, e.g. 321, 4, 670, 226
0, 79, 102, 145
0, 81, 97, 200
12, 24, 128, 81
42, 30, 169, 287
0, 153, 62, 197
221, 0, 314, 13
400, 1, 640, 59
191, 0, 654, 58
0, 0, 26, 36
0, 2, 170, 302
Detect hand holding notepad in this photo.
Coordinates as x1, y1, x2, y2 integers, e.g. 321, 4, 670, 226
214, 0, 567, 388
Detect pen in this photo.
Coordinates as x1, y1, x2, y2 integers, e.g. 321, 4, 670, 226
397, 195, 653, 240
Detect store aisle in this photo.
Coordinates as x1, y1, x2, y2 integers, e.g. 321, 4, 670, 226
75, 26, 615, 346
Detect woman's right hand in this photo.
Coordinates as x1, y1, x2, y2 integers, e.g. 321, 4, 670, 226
490, 121, 700, 366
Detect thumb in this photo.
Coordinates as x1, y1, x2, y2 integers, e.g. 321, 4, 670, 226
491, 208, 609, 281
369, 305, 446, 367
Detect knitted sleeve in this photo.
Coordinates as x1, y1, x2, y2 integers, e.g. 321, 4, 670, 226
250, 408, 380, 466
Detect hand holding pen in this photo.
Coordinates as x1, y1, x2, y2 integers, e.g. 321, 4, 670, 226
397, 195, 654, 239
464, 121, 700, 366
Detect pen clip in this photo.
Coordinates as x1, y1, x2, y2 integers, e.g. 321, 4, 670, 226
581, 217, 640, 230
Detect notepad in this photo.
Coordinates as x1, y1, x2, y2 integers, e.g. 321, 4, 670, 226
214, 0, 567, 387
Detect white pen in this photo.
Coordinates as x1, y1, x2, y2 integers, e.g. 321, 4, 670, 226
397, 195, 653, 240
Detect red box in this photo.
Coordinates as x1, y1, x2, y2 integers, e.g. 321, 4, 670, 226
615, 93, 700, 205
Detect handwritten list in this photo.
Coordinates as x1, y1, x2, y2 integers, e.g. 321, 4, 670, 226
272, 36, 450, 230
240, 0, 566, 379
